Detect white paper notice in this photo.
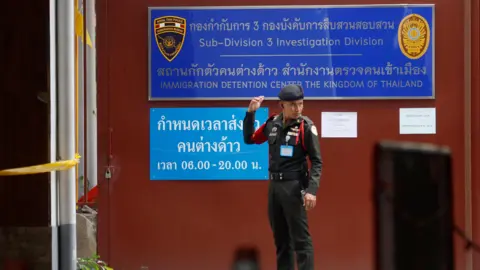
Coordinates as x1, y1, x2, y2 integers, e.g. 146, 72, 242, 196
399, 108, 436, 134
321, 112, 358, 138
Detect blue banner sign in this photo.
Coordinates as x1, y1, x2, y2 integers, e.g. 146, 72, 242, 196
148, 5, 435, 100
149, 107, 270, 180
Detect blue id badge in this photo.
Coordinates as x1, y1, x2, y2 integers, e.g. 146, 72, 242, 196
280, 145, 294, 157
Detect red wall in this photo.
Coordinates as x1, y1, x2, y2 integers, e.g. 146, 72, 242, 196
470, 0, 480, 268
96, 0, 478, 269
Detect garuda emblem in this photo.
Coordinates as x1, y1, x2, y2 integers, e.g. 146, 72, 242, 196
154, 16, 186, 62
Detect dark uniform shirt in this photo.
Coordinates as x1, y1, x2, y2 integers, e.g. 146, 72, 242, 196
243, 111, 323, 195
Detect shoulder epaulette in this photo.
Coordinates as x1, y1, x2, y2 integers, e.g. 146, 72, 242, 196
300, 115, 314, 126
268, 113, 279, 121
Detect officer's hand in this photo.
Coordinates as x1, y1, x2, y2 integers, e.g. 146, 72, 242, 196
248, 96, 264, 112
303, 193, 316, 211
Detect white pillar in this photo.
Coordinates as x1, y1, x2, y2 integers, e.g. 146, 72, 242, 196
86, 0, 98, 189
57, 0, 77, 268
49, 0, 59, 268
77, 0, 85, 199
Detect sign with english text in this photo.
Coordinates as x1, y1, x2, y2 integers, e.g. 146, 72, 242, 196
148, 5, 435, 100
149, 107, 270, 180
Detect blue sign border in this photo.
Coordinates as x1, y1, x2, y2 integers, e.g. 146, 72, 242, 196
148, 4, 435, 101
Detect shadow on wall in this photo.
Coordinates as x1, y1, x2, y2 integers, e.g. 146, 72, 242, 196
232, 246, 261, 270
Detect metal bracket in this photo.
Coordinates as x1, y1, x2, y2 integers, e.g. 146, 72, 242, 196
105, 167, 112, 179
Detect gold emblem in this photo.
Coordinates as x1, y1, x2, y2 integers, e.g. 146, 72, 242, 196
398, 13, 431, 60
153, 16, 186, 62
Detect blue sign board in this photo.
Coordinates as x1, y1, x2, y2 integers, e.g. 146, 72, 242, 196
149, 107, 270, 180
148, 5, 435, 100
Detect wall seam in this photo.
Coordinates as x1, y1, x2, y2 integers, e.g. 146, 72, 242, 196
464, 0, 473, 267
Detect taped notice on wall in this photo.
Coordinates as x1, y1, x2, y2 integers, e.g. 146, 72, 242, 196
399, 108, 436, 134
321, 112, 358, 138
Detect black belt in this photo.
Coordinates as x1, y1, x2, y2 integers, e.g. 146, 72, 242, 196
269, 172, 307, 181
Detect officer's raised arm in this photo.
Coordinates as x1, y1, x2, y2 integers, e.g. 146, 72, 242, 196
303, 119, 323, 196
243, 96, 268, 145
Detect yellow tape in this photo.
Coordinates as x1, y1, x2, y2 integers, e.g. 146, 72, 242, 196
0, 154, 81, 176
75, 8, 93, 47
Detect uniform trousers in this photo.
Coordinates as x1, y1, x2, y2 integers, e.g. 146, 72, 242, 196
268, 178, 315, 270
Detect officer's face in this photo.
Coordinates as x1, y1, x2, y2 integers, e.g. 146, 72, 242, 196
281, 100, 304, 119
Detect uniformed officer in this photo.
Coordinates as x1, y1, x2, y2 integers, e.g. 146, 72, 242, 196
243, 84, 323, 270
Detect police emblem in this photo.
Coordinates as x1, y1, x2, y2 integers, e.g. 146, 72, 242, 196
153, 16, 186, 62
398, 13, 431, 60
311, 125, 318, 136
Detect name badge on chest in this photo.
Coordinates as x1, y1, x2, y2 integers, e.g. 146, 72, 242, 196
280, 145, 294, 157
280, 135, 294, 157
